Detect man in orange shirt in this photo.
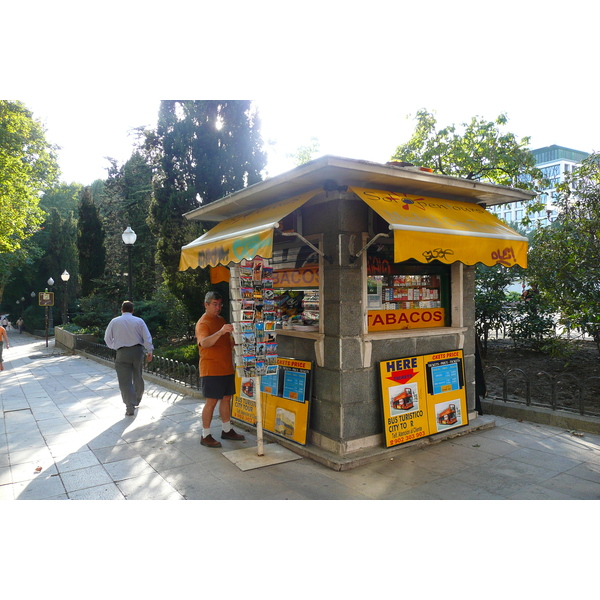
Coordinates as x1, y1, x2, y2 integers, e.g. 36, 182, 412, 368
196, 291, 245, 448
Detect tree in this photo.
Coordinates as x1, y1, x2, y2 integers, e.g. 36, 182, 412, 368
36, 207, 78, 323
287, 137, 321, 166
0, 242, 44, 313
393, 109, 547, 349
77, 187, 106, 297
0, 101, 60, 252
475, 264, 517, 355
40, 182, 83, 220
145, 100, 267, 319
392, 109, 546, 193
527, 152, 600, 353
102, 153, 157, 300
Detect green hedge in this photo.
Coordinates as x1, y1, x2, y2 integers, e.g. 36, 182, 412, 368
155, 343, 199, 366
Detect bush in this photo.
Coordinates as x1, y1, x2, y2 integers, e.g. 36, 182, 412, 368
508, 291, 556, 351
475, 264, 517, 354
149, 284, 193, 343
71, 284, 194, 345
61, 322, 103, 338
538, 337, 575, 359
72, 295, 118, 331
21, 305, 46, 332
155, 342, 199, 365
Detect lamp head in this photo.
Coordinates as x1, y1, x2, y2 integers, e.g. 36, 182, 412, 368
122, 226, 137, 245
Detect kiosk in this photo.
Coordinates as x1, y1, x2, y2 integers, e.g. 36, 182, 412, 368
179, 156, 533, 469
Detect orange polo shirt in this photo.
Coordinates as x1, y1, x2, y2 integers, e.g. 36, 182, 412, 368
195, 313, 234, 377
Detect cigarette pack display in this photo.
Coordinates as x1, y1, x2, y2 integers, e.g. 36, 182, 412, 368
369, 272, 443, 311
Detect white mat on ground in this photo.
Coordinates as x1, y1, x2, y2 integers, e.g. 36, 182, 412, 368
223, 443, 302, 471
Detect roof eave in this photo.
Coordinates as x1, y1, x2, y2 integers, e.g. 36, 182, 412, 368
184, 155, 536, 222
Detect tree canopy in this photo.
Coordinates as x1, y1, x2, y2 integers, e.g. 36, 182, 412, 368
392, 109, 545, 192
527, 152, 600, 352
392, 109, 549, 347
145, 100, 267, 319
0, 101, 60, 252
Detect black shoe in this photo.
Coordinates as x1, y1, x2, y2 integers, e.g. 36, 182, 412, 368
125, 407, 135, 416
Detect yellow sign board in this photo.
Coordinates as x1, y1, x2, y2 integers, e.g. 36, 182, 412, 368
232, 358, 313, 445
379, 350, 468, 447
368, 308, 445, 331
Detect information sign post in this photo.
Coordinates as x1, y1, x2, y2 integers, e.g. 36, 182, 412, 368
39, 292, 54, 347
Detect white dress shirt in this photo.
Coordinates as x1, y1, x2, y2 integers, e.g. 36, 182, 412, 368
104, 312, 153, 352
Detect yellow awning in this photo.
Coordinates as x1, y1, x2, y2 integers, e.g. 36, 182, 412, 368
350, 187, 528, 268
179, 190, 319, 270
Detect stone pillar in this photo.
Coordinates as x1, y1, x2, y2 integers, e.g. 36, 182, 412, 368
303, 193, 377, 452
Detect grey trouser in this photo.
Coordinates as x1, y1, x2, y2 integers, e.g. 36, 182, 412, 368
115, 345, 145, 408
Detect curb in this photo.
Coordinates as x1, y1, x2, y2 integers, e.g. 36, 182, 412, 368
482, 398, 600, 435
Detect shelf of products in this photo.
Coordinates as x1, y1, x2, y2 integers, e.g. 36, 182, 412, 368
272, 289, 320, 331
368, 274, 442, 310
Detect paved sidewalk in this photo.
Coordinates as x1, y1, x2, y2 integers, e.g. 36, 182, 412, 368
1, 331, 600, 500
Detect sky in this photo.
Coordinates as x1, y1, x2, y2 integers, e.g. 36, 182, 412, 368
5, 2, 598, 187
20, 88, 598, 188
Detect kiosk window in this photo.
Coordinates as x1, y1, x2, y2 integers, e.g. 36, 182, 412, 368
366, 243, 450, 331
271, 240, 321, 332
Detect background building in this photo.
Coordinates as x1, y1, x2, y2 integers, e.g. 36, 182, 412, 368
490, 144, 589, 229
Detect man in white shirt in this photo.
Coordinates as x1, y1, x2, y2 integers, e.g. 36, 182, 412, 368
104, 301, 154, 416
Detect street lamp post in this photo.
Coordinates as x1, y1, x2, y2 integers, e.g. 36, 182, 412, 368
47, 277, 55, 331
61, 270, 70, 325
121, 226, 137, 301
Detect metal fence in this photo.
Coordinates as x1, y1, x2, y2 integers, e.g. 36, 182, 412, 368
78, 339, 201, 392
484, 365, 600, 419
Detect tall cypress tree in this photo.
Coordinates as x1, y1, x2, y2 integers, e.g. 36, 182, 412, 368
146, 100, 266, 319
77, 187, 106, 297
102, 152, 156, 300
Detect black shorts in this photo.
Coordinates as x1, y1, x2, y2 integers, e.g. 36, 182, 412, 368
200, 374, 236, 400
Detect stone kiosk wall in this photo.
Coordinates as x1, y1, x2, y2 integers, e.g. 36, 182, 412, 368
274, 192, 476, 459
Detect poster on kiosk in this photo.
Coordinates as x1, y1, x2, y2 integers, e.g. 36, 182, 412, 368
379, 350, 468, 447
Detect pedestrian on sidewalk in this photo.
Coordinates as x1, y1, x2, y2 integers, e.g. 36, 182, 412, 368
196, 290, 245, 448
16, 317, 23, 334
104, 301, 154, 416
0, 322, 9, 371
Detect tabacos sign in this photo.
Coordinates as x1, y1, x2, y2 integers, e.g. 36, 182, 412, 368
368, 308, 445, 331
